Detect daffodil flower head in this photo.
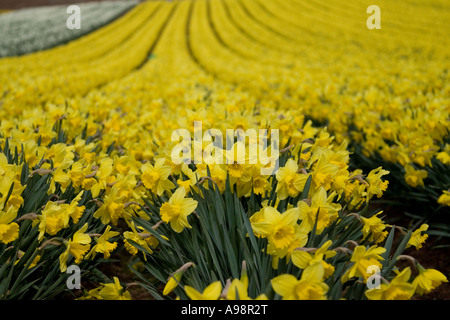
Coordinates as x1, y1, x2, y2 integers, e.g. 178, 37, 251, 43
310, 156, 339, 191
163, 262, 194, 296
341, 245, 386, 283
122, 226, 157, 260
412, 263, 448, 295
365, 167, 389, 198
79, 277, 132, 300
361, 211, 389, 244
407, 224, 428, 250
275, 158, 307, 200
98, 277, 132, 300
298, 187, 341, 235
251, 206, 308, 265
67, 191, 85, 224
271, 262, 329, 300
404, 164, 428, 188
37, 201, 70, 241
365, 267, 415, 300
291, 240, 337, 279
184, 281, 222, 300
59, 223, 91, 272
93, 186, 125, 225
0, 206, 19, 244
250, 206, 300, 250
226, 278, 251, 300
86, 225, 120, 260
141, 158, 175, 196
437, 190, 450, 207
160, 187, 198, 233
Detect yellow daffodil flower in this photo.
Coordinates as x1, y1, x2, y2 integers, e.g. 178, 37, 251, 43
271, 263, 329, 300
275, 159, 308, 200
59, 223, 91, 272
404, 164, 428, 188
184, 281, 222, 300
406, 224, 429, 250
163, 262, 194, 296
298, 187, 341, 234
250, 206, 300, 251
86, 225, 119, 260
365, 267, 415, 300
437, 190, 450, 207
37, 201, 69, 241
141, 158, 175, 196
341, 245, 386, 283
0, 206, 19, 244
412, 263, 448, 295
97, 277, 132, 300
361, 211, 389, 244
93, 186, 125, 225
291, 240, 336, 279
365, 167, 390, 201
159, 187, 198, 233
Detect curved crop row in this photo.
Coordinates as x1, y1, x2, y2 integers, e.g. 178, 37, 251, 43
0, 1, 138, 57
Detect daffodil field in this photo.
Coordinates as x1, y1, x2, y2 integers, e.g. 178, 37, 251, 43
0, 0, 449, 301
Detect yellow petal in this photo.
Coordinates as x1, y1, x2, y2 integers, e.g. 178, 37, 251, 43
202, 281, 222, 300
171, 187, 187, 204
279, 207, 300, 226
0, 206, 18, 224
0, 222, 19, 244
184, 286, 203, 300
291, 250, 312, 269
271, 274, 297, 297
180, 198, 198, 216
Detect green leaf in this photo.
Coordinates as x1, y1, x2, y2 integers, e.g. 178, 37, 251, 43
301, 175, 312, 200
307, 208, 320, 247
382, 230, 412, 278
1, 181, 15, 211
381, 226, 395, 268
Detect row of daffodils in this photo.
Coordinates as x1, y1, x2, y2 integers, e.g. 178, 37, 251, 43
0, 1, 137, 57
0, 0, 448, 300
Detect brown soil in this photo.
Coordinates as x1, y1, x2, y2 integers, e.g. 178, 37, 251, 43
406, 238, 450, 300
377, 200, 450, 300
99, 249, 155, 300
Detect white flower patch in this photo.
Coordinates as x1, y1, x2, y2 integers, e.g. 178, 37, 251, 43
0, 1, 138, 57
